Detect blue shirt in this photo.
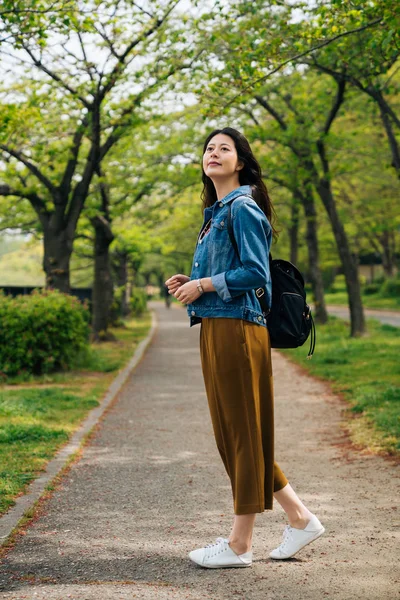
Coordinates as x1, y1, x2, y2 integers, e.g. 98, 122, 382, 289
186, 184, 272, 328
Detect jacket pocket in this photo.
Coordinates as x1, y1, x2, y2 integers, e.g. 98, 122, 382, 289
212, 218, 226, 230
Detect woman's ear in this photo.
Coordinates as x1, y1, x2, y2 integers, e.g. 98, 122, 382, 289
236, 160, 244, 171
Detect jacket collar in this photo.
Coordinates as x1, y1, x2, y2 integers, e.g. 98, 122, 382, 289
217, 184, 253, 206
203, 184, 253, 219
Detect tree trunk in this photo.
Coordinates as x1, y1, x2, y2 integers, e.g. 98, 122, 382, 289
298, 187, 328, 324
43, 223, 73, 293
91, 215, 115, 341
288, 197, 299, 266
303, 117, 367, 337
376, 94, 400, 178
380, 230, 395, 277
315, 175, 365, 336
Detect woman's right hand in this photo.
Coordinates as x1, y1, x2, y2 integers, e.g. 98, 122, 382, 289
165, 274, 190, 295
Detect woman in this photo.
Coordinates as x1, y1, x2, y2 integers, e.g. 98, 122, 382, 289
165, 127, 325, 569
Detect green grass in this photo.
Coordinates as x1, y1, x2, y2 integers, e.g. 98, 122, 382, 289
279, 316, 400, 456
282, 317, 400, 454
0, 311, 152, 515
322, 290, 400, 310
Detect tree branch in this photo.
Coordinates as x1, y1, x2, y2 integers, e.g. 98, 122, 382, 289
0, 144, 57, 195
0, 183, 49, 221
132, 1, 156, 19
98, 0, 181, 101
254, 95, 287, 130
100, 51, 203, 159
21, 44, 90, 107
93, 23, 121, 60
65, 105, 100, 233
60, 114, 89, 199
322, 76, 346, 135
221, 18, 383, 111
235, 104, 260, 126
0, 3, 66, 16
77, 30, 96, 82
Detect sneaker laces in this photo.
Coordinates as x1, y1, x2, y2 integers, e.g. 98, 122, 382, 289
280, 525, 294, 551
204, 537, 229, 559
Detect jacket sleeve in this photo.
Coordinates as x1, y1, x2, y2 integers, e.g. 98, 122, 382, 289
211, 199, 272, 302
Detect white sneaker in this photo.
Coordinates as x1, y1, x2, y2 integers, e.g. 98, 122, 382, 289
189, 537, 252, 569
269, 514, 325, 559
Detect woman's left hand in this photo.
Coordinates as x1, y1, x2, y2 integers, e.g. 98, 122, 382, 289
174, 280, 202, 304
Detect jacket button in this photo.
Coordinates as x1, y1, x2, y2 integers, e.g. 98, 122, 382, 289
219, 202, 223, 207
191, 311, 196, 316
257, 315, 262, 321
195, 262, 199, 267
220, 220, 224, 226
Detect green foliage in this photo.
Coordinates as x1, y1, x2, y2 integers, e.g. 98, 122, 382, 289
109, 285, 126, 327
0, 1, 76, 46
381, 277, 400, 298
0, 0, 399, 320
0, 239, 45, 286
330, 274, 346, 292
364, 283, 380, 295
0, 289, 90, 377
129, 287, 147, 316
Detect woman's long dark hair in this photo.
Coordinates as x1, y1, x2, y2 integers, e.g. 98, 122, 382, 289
200, 127, 279, 241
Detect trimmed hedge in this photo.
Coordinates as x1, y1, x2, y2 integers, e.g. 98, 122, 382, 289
0, 289, 90, 377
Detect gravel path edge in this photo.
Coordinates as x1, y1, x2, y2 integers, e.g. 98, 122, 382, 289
0, 309, 158, 545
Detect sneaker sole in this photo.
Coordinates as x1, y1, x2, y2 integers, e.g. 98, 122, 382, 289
269, 526, 325, 560
189, 554, 252, 568
190, 560, 252, 569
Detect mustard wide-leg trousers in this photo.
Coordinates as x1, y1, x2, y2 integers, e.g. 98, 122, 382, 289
199, 317, 288, 515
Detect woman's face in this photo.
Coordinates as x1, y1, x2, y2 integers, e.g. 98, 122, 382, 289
203, 133, 243, 180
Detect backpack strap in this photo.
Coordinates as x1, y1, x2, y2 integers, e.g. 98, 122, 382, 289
227, 200, 271, 318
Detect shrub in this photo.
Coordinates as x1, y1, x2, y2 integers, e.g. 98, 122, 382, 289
372, 274, 386, 285
129, 287, 147, 316
359, 274, 367, 286
363, 283, 380, 295
0, 289, 90, 377
326, 273, 346, 294
333, 274, 346, 288
381, 277, 400, 298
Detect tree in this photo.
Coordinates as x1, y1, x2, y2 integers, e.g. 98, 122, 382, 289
301, 1, 400, 178
0, 0, 203, 293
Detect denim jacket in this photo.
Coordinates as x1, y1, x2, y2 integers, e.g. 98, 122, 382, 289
186, 184, 272, 328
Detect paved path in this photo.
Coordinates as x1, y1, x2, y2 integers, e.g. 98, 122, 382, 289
1, 302, 399, 600
315, 305, 400, 328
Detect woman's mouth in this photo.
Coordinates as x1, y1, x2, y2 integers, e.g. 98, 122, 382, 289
208, 162, 221, 166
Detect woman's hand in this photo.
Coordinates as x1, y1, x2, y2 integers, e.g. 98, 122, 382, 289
173, 280, 202, 305
165, 274, 190, 295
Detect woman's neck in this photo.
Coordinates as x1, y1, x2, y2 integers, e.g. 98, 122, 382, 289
213, 178, 241, 201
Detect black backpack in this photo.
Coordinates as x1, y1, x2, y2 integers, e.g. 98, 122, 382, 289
227, 202, 316, 359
